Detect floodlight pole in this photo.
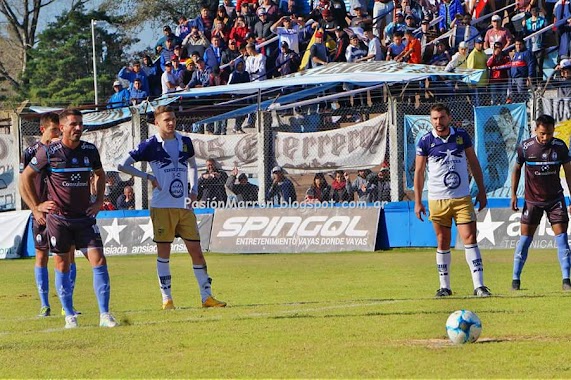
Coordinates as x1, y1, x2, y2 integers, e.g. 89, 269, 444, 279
91, 19, 99, 107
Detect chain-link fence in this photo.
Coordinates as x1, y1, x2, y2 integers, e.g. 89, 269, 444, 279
7, 79, 545, 212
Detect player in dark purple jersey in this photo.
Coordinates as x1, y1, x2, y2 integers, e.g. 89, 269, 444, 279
21, 112, 78, 317
511, 114, 571, 291
19, 109, 117, 328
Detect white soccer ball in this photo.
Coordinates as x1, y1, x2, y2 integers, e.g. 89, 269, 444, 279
445, 310, 482, 344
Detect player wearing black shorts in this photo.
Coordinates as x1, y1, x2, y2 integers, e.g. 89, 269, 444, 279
20, 109, 117, 328
511, 114, 571, 291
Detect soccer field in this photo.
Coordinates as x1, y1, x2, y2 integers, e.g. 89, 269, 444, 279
2, 249, 571, 378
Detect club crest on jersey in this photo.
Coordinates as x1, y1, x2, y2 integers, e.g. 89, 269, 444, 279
72, 158, 78, 165
169, 179, 184, 198
542, 153, 548, 159
84, 157, 90, 166
456, 136, 463, 145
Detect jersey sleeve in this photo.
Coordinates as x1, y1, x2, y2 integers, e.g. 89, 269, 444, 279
91, 146, 103, 171
460, 130, 473, 149
416, 133, 429, 156
129, 139, 152, 163
515, 144, 525, 165
29, 144, 49, 172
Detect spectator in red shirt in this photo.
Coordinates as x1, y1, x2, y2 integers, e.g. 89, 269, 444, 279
486, 41, 511, 104
400, 29, 422, 63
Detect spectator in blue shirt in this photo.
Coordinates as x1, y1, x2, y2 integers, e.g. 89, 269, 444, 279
107, 80, 130, 108
118, 60, 150, 95
129, 79, 148, 105
266, 166, 297, 205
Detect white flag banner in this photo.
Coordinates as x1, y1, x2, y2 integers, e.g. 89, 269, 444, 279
0, 134, 17, 211
81, 121, 134, 172
0, 210, 30, 259
274, 114, 388, 173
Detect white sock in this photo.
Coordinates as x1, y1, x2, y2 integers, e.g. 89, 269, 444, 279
157, 258, 172, 302
193, 265, 212, 302
436, 250, 451, 290
465, 244, 484, 289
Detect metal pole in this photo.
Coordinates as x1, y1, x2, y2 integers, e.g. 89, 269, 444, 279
91, 19, 99, 107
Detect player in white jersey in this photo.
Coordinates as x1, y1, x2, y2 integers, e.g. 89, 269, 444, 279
118, 105, 226, 309
414, 103, 491, 298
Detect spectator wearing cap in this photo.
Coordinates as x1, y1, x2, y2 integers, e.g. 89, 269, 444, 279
186, 57, 212, 89
445, 40, 468, 71
176, 15, 193, 40
383, 10, 407, 43
275, 41, 301, 75
350, 0, 369, 16
221, 38, 242, 73
173, 44, 186, 61
319, 8, 340, 33
245, 43, 267, 81
437, 0, 464, 33
467, 36, 488, 105
237, 0, 257, 12
484, 14, 513, 50
129, 78, 148, 105
331, 25, 350, 62
254, 7, 275, 49
155, 25, 181, 49
556, 59, 571, 97
523, 7, 546, 80
266, 166, 297, 205
171, 56, 187, 86
487, 41, 511, 104
400, 0, 422, 24
507, 36, 535, 103
226, 167, 259, 203
107, 80, 130, 108
230, 16, 249, 47
181, 59, 196, 87
404, 14, 417, 29
428, 40, 451, 66
204, 35, 224, 70
348, 6, 372, 28
271, 15, 302, 53
240, 3, 258, 29
159, 38, 176, 71
370, 164, 391, 202
418, 18, 437, 62
118, 60, 150, 95
161, 61, 178, 94
309, 30, 329, 68
346, 34, 368, 62
182, 26, 210, 59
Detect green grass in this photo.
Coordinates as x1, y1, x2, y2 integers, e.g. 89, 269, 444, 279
2, 249, 571, 378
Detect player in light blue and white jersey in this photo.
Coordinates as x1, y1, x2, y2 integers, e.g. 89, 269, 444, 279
118, 105, 226, 310
414, 103, 491, 298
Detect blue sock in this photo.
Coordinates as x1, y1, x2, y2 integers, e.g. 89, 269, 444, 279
555, 233, 571, 280
35, 266, 50, 308
93, 265, 110, 314
513, 235, 533, 280
70, 262, 77, 293
55, 269, 74, 316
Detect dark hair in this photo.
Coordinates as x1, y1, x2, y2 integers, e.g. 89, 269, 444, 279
430, 103, 451, 115
394, 31, 404, 38
515, 36, 525, 44
536, 114, 555, 129
40, 112, 59, 127
59, 109, 82, 124
154, 105, 174, 119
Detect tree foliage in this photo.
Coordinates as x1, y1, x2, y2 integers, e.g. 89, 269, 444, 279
19, 4, 136, 106
100, 0, 201, 32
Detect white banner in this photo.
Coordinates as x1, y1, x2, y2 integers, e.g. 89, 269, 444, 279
0, 211, 30, 259
163, 114, 387, 173
0, 134, 17, 211
275, 114, 388, 173
81, 121, 134, 172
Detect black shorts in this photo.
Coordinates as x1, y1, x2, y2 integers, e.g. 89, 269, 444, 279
521, 198, 569, 226
46, 214, 103, 254
32, 219, 49, 251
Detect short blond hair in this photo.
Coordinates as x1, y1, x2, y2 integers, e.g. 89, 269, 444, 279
154, 105, 174, 119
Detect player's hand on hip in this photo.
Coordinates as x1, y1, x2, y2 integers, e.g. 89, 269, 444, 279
37, 200, 56, 213
32, 209, 46, 226
87, 200, 103, 217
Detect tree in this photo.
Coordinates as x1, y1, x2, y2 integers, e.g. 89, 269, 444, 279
18, 4, 136, 106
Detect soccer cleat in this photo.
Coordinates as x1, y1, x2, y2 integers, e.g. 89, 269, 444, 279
202, 296, 227, 308
511, 279, 521, 291
435, 288, 452, 297
64, 315, 78, 329
162, 299, 175, 310
563, 279, 571, 291
474, 286, 492, 297
38, 306, 51, 317
99, 313, 119, 328
61, 307, 81, 316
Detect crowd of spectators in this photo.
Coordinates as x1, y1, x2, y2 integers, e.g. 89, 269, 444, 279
107, 0, 571, 110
